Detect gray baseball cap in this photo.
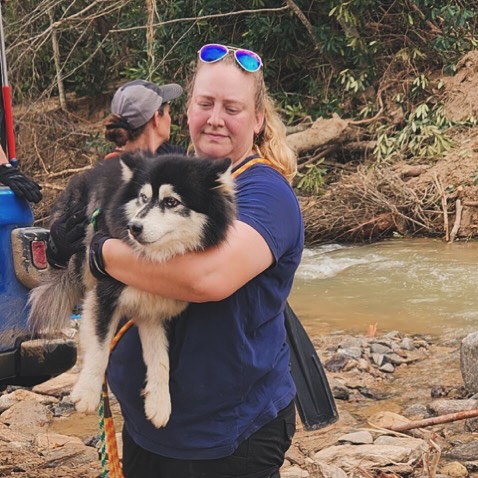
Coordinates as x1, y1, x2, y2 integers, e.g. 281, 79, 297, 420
111, 79, 183, 129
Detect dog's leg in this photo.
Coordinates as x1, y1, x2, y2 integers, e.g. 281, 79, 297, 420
137, 320, 171, 428
70, 283, 123, 413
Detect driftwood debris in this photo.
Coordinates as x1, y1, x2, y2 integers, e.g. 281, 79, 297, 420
286, 113, 355, 155
449, 199, 463, 243
388, 408, 478, 432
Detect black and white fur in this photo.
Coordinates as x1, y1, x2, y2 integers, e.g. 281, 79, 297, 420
27, 151, 236, 427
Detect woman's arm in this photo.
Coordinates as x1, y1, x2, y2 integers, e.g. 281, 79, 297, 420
102, 219, 274, 302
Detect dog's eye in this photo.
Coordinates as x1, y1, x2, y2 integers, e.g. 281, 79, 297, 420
163, 197, 180, 208
139, 193, 149, 204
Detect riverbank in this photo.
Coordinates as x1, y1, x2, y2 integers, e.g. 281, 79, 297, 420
1, 330, 477, 477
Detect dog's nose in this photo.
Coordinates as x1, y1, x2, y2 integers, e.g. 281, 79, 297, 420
128, 221, 143, 237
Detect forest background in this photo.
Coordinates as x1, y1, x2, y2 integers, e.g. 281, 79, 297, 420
3, 0, 478, 245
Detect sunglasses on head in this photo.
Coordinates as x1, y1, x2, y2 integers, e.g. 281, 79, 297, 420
198, 44, 263, 73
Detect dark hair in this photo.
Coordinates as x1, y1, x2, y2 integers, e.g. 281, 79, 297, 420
103, 104, 167, 147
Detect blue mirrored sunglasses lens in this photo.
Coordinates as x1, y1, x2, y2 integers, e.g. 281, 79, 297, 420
235, 50, 262, 72
200, 44, 228, 62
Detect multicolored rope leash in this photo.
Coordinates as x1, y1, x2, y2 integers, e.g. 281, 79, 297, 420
96, 156, 276, 476
98, 320, 134, 478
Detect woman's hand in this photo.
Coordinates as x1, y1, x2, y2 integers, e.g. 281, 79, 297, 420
46, 206, 88, 268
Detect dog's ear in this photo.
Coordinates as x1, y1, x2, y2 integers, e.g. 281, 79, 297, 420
213, 157, 235, 196
120, 159, 135, 182
119, 152, 144, 182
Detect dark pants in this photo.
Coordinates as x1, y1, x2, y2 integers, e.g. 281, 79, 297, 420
122, 400, 296, 478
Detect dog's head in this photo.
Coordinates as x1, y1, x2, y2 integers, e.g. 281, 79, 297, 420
117, 152, 236, 261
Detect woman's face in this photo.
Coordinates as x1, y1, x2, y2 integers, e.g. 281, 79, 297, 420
187, 62, 264, 165
155, 103, 172, 142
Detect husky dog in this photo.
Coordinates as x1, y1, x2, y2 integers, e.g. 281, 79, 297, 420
28, 151, 236, 428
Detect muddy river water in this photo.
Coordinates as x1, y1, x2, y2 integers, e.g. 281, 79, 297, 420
51, 238, 476, 442
289, 238, 478, 338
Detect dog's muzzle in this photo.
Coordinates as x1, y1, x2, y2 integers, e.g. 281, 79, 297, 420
128, 221, 143, 238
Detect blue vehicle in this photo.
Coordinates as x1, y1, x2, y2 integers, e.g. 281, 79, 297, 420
0, 188, 76, 385
0, 6, 76, 386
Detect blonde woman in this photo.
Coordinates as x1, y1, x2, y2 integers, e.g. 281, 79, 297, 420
90, 44, 304, 478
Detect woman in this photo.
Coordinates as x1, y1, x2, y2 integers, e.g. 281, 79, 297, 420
103, 78, 183, 158
46, 79, 183, 269
68, 45, 303, 477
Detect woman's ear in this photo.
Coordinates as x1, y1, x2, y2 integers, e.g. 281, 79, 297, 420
254, 111, 265, 136
151, 111, 160, 127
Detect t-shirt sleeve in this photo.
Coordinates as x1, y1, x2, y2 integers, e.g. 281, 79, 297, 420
236, 167, 303, 261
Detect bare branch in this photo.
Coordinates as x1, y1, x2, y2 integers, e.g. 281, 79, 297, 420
109, 6, 289, 33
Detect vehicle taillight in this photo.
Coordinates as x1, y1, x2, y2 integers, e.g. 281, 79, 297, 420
31, 240, 48, 270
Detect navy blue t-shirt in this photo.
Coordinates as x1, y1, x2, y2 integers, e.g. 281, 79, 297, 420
107, 157, 304, 459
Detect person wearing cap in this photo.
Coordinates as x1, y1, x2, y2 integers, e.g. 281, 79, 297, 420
104, 79, 183, 158
45, 79, 183, 269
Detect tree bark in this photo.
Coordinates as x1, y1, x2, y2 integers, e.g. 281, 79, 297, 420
48, 8, 67, 111
286, 113, 352, 155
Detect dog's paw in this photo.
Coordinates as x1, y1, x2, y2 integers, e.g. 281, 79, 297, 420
143, 390, 171, 428
70, 381, 101, 414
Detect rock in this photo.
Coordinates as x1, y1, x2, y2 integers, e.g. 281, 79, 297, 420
379, 363, 395, 373
428, 399, 478, 415
0, 423, 31, 445
356, 358, 371, 372
338, 347, 362, 359
400, 337, 415, 350
32, 372, 77, 397
41, 441, 99, 467
464, 417, 478, 432
312, 444, 420, 471
370, 343, 391, 355
403, 403, 430, 419
337, 430, 373, 444
460, 332, 478, 393
373, 435, 427, 452
371, 353, 385, 366
315, 461, 348, 478
0, 389, 58, 413
0, 400, 52, 434
325, 355, 349, 372
383, 331, 402, 340
385, 353, 406, 365
338, 337, 367, 349
342, 359, 358, 372
280, 465, 310, 477
445, 442, 478, 462
367, 411, 411, 430
463, 461, 478, 472
36, 432, 84, 450
440, 461, 469, 477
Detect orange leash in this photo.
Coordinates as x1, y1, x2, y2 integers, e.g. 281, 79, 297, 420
100, 320, 134, 478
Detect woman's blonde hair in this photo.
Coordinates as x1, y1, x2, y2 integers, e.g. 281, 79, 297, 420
188, 52, 297, 182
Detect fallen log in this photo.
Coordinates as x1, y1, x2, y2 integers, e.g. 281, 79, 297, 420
388, 408, 478, 432
286, 113, 353, 155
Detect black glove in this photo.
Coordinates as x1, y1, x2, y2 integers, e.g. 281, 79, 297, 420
88, 232, 111, 279
46, 207, 88, 269
0, 163, 43, 203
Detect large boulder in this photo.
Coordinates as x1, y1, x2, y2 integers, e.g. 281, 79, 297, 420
460, 332, 478, 393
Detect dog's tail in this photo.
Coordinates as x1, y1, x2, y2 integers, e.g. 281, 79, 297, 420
27, 260, 85, 334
